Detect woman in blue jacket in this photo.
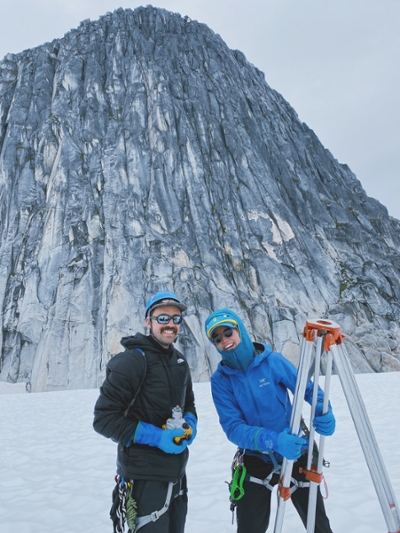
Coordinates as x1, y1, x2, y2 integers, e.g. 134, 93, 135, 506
205, 308, 335, 533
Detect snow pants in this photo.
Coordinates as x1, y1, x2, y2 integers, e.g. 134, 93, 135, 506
236, 455, 333, 533
128, 476, 188, 533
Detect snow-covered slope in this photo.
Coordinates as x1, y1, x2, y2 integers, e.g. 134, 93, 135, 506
1, 371, 399, 532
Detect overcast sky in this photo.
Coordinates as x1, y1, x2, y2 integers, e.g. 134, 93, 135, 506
1, 0, 399, 219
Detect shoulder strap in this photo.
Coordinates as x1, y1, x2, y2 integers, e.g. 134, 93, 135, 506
124, 349, 147, 417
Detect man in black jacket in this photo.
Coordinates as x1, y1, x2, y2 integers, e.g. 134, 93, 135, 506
93, 291, 197, 533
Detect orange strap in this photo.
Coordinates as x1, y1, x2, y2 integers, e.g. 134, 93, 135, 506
278, 479, 292, 501
299, 466, 323, 484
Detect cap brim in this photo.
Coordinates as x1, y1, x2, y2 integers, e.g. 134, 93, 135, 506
149, 300, 187, 314
207, 319, 238, 338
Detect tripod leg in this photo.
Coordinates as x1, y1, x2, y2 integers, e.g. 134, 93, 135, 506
305, 334, 323, 533
331, 342, 400, 533
306, 347, 333, 533
305, 335, 323, 532
273, 336, 314, 533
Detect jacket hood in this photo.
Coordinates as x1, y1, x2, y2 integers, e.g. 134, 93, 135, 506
205, 309, 255, 371
120, 332, 148, 350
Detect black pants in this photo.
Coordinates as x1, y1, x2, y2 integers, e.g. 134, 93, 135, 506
236, 456, 333, 533
128, 476, 188, 533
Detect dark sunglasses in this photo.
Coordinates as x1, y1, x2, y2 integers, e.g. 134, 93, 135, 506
149, 314, 183, 325
212, 328, 234, 344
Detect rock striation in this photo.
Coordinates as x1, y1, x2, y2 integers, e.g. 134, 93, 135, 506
1, 6, 400, 391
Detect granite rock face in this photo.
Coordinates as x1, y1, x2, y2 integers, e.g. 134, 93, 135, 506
1, 6, 400, 391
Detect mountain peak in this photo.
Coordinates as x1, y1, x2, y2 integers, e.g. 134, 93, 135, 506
1, 5, 400, 391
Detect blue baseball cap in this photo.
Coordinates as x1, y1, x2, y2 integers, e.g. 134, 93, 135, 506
145, 291, 187, 317
205, 311, 239, 339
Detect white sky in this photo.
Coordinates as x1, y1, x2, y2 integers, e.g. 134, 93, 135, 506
1, 373, 400, 532
1, 0, 399, 219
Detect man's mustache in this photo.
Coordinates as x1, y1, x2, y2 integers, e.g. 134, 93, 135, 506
160, 326, 178, 335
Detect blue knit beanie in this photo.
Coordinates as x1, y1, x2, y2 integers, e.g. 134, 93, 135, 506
205, 308, 255, 371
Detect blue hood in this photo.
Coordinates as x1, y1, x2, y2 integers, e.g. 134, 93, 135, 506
205, 309, 255, 372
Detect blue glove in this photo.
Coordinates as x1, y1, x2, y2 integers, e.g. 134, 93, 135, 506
313, 403, 336, 436
184, 412, 198, 444
133, 422, 188, 454
257, 427, 308, 460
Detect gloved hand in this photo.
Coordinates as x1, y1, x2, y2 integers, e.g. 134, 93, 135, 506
313, 403, 336, 436
183, 412, 198, 444
134, 422, 188, 454
159, 427, 189, 453
257, 427, 308, 460
273, 428, 309, 459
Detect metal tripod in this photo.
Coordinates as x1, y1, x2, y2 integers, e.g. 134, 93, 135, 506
273, 318, 400, 533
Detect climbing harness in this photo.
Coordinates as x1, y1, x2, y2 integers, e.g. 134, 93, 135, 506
227, 445, 324, 526
135, 481, 174, 531
245, 450, 281, 494
228, 449, 305, 525
110, 476, 185, 532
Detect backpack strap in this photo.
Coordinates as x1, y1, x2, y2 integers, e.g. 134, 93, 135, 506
123, 349, 147, 417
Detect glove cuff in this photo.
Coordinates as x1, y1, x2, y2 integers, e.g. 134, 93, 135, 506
255, 428, 279, 452
183, 412, 197, 428
133, 422, 162, 447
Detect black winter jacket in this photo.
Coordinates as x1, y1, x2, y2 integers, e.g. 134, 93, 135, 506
93, 333, 197, 482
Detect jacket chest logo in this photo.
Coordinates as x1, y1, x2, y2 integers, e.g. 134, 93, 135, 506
259, 378, 270, 388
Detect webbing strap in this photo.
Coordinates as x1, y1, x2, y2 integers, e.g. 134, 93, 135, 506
247, 473, 275, 492
246, 459, 281, 492
135, 481, 182, 531
247, 473, 310, 494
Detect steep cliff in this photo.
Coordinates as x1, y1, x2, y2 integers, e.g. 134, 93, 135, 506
1, 6, 400, 391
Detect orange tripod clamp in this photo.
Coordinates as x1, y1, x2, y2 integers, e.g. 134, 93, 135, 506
303, 319, 345, 352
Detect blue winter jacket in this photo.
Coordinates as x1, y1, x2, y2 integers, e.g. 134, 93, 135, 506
211, 342, 324, 462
